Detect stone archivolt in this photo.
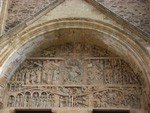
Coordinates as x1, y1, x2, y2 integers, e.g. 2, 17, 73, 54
6, 43, 143, 109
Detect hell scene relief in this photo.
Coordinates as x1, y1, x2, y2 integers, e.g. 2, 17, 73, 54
7, 43, 143, 109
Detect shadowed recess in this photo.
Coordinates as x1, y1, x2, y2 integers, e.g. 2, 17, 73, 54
93, 109, 129, 113
16, 109, 52, 113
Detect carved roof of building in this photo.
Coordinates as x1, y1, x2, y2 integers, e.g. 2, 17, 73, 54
4, 0, 150, 35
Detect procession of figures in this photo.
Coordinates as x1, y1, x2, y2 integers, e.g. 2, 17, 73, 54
8, 58, 143, 87
7, 86, 142, 108
7, 43, 143, 109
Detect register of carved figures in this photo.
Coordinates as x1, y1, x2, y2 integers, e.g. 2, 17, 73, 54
6, 42, 143, 109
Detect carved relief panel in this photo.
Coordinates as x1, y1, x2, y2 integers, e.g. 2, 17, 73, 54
6, 43, 143, 109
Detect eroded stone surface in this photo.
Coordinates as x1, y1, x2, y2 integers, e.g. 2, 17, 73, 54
96, 0, 150, 34
0, 0, 2, 14
5, 0, 150, 34
5, 0, 56, 31
0, 9, 149, 112
5, 42, 144, 111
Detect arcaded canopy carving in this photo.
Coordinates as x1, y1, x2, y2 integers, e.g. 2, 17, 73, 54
6, 42, 143, 109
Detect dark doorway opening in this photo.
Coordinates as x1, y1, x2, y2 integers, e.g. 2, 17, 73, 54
93, 109, 129, 113
15, 109, 52, 113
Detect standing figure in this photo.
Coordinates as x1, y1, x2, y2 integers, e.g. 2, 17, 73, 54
32, 92, 39, 107
15, 95, 19, 107
53, 68, 60, 84
24, 92, 31, 107
68, 66, 81, 83
8, 96, 15, 107
41, 92, 47, 108
25, 70, 30, 85
48, 94, 54, 107
35, 68, 41, 84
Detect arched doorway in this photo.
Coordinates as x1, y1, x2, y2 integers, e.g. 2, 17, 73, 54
0, 19, 149, 113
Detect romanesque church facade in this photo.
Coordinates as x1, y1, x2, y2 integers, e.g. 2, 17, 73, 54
0, 0, 149, 113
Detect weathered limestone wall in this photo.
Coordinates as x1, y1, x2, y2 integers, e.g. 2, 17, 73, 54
0, 0, 2, 13
96, 0, 150, 34
5, 0, 57, 32
4, 0, 150, 34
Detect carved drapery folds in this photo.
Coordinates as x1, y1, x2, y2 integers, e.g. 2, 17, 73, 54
6, 43, 143, 109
